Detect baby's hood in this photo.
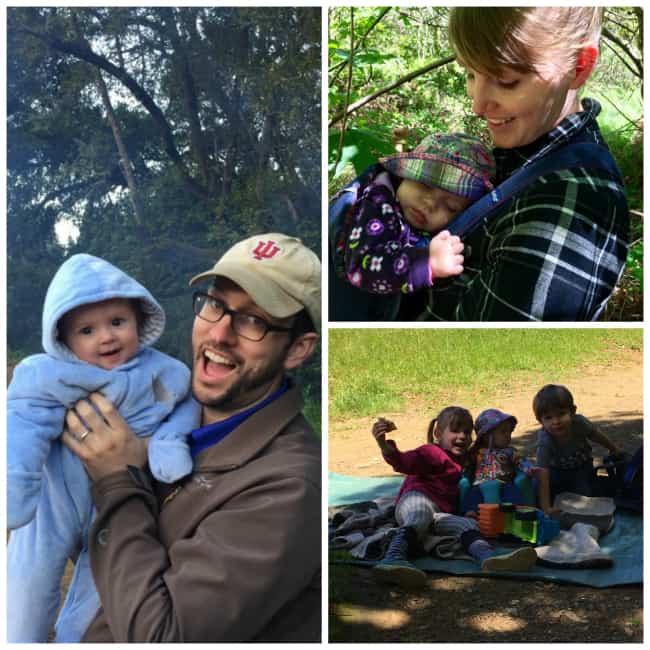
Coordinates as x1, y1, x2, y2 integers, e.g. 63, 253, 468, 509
42, 253, 166, 362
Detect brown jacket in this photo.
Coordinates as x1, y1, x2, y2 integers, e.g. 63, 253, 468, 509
82, 383, 321, 642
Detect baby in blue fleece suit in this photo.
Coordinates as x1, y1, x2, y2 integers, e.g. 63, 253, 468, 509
7, 254, 200, 643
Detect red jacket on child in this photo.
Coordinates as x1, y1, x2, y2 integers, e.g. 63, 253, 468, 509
382, 441, 462, 513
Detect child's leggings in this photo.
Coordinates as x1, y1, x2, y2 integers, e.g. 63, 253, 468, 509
395, 490, 479, 539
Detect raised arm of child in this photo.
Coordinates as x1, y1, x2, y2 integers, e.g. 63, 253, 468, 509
372, 417, 396, 455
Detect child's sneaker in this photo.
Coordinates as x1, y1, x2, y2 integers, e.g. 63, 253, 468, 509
372, 526, 427, 587
481, 546, 537, 572
372, 559, 427, 588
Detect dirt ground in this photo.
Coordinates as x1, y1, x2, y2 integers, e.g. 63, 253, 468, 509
329, 349, 643, 642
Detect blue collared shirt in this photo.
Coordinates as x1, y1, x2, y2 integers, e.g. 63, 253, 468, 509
189, 380, 289, 457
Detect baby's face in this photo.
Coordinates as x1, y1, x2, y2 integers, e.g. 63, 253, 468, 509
60, 298, 139, 370
396, 179, 471, 232
487, 421, 514, 448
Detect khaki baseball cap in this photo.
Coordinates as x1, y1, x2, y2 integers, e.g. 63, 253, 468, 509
189, 233, 321, 331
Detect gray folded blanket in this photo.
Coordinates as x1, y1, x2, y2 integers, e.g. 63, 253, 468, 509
329, 498, 470, 561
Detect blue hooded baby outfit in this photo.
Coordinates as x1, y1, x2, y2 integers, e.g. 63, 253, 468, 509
7, 254, 200, 642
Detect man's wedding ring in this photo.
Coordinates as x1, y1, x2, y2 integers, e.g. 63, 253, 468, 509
78, 429, 91, 441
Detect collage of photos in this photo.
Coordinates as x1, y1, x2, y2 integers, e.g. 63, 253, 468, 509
3, 3, 644, 646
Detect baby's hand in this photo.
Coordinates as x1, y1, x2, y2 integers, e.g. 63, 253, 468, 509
429, 230, 464, 279
372, 417, 396, 444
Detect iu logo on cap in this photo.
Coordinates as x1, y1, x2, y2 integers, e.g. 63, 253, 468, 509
252, 240, 281, 261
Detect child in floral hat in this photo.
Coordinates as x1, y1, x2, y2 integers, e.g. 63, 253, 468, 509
332, 132, 495, 319
471, 409, 530, 484
463, 408, 538, 516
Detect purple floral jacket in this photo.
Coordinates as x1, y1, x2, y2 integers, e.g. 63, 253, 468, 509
334, 172, 433, 295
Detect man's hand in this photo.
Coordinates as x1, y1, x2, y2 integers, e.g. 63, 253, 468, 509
62, 392, 148, 482
429, 230, 464, 279
372, 417, 396, 451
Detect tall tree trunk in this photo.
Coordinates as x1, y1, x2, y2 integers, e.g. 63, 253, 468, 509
95, 69, 149, 241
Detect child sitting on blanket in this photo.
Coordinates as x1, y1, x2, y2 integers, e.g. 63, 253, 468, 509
470, 409, 533, 484
462, 408, 539, 515
331, 133, 495, 319
371, 406, 537, 587
7, 254, 200, 643
533, 384, 623, 513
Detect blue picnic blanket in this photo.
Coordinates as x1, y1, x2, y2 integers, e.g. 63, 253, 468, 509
329, 472, 642, 587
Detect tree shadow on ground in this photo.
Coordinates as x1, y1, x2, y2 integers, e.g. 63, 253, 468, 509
329, 564, 642, 642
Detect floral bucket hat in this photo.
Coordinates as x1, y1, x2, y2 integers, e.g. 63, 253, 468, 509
475, 408, 518, 445
380, 132, 496, 201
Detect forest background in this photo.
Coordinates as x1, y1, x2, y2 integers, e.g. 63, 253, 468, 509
328, 6, 643, 320
7, 7, 322, 428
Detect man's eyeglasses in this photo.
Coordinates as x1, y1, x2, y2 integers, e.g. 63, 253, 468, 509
192, 291, 292, 342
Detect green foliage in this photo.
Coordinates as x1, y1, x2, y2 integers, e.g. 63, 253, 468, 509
329, 329, 642, 419
628, 241, 643, 289
589, 86, 643, 212
328, 127, 395, 177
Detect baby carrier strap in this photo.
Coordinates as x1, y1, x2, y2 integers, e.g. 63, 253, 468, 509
446, 141, 624, 238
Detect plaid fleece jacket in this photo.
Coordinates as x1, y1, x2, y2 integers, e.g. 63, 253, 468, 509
419, 99, 630, 321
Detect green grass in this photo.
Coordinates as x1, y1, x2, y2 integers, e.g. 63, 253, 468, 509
329, 328, 642, 419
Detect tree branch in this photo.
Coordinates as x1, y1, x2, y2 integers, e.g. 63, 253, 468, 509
329, 7, 392, 81
602, 26, 643, 78
96, 69, 148, 234
161, 7, 212, 187
333, 7, 355, 174
17, 25, 210, 200
329, 54, 456, 127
